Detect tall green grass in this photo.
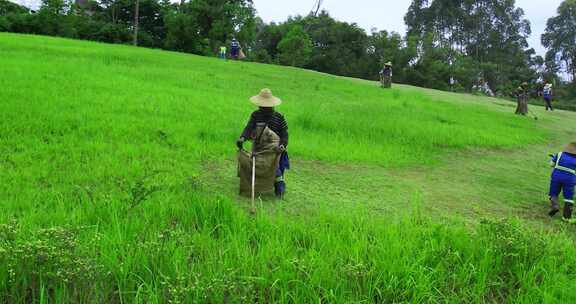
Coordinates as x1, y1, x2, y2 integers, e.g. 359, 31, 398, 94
0, 33, 545, 169
0, 33, 547, 209
2, 193, 576, 303
0, 33, 571, 303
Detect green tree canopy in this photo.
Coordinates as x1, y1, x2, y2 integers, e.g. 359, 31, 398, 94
277, 25, 312, 67
404, 0, 535, 92
542, 0, 576, 81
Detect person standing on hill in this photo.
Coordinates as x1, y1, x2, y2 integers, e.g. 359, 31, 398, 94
236, 89, 290, 198
230, 38, 241, 60
515, 82, 529, 115
548, 142, 576, 223
379, 62, 393, 88
543, 83, 553, 111
219, 46, 227, 60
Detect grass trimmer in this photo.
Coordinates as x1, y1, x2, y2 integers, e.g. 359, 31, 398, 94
249, 123, 267, 215
251, 152, 256, 212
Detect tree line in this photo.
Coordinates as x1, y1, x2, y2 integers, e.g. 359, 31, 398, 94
1, 0, 575, 105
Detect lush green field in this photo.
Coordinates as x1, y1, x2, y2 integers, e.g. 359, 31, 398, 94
1, 33, 576, 303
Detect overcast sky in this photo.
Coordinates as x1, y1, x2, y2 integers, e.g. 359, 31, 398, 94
252, 0, 563, 56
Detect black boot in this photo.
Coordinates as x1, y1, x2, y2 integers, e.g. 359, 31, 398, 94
274, 181, 286, 199
549, 197, 560, 216
563, 202, 573, 222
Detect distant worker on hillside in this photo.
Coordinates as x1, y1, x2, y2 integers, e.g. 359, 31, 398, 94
219, 46, 227, 60
231, 38, 241, 60
379, 62, 392, 88
543, 83, 553, 111
237, 89, 290, 198
515, 82, 529, 115
548, 142, 576, 223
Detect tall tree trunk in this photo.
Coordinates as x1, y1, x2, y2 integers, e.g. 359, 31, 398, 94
572, 56, 576, 83
111, 2, 116, 24
133, 0, 140, 46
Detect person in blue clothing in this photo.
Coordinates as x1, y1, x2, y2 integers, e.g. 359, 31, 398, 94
230, 38, 241, 60
548, 142, 576, 222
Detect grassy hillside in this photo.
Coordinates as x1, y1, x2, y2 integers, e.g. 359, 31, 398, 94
1, 33, 576, 303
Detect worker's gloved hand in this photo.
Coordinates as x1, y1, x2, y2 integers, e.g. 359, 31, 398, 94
276, 144, 286, 153
236, 137, 245, 149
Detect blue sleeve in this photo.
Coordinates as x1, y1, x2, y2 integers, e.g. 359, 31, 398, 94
550, 153, 558, 167
241, 112, 256, 139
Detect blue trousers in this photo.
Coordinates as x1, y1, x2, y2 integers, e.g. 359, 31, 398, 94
550, 180, 575, 204
544, 96, 553, 110
275, 152, 290, 196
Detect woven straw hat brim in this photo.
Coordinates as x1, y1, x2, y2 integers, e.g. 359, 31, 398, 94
250, 95, 282, 107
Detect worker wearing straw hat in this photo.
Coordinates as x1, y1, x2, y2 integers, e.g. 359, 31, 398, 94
237, 89, 290, 198
379, 62, 393, 88
548, 142, 576, 222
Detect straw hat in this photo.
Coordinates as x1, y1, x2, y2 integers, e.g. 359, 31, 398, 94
250, 88, 282, 107
564, 142, 576, 155
385, 61, 392, 66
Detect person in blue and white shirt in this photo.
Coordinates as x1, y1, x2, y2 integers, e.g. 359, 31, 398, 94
548, 142, 576, 222
230, 38, 241, 60
543, 83, 553, 111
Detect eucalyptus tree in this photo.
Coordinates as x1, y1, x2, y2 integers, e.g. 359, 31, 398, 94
405, 0, 534, 92
542, 0, 576, 82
